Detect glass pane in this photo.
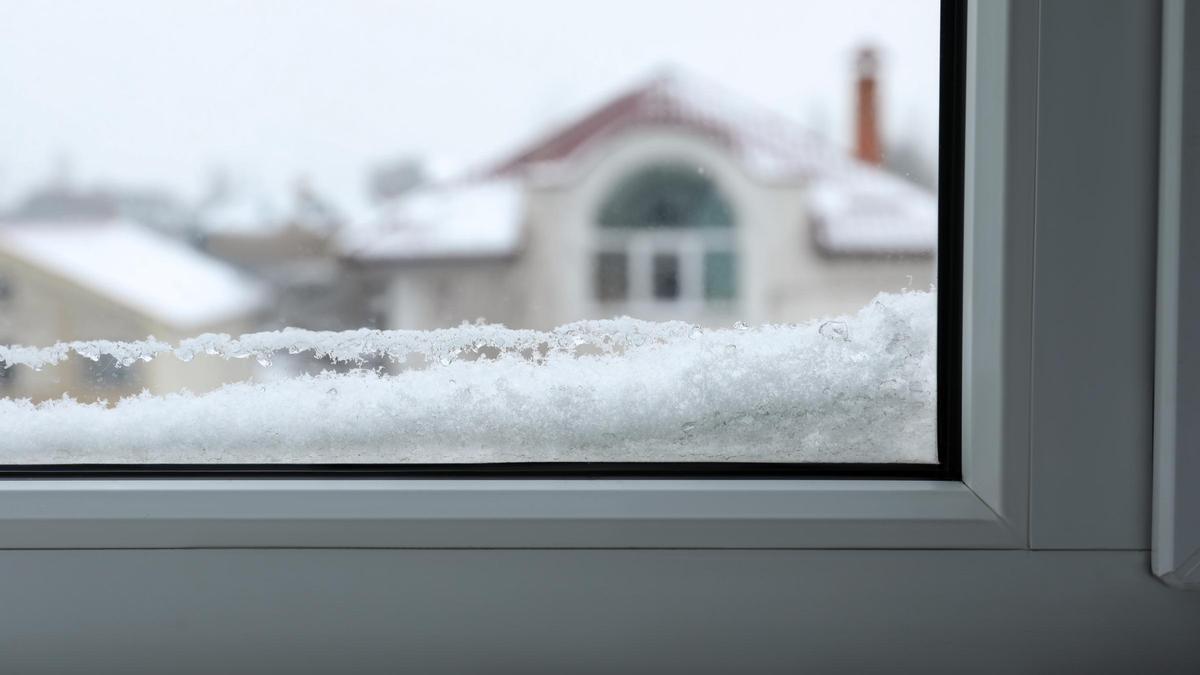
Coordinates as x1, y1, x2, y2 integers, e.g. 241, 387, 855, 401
652, 253, 681, 300
704, 251, 737, 301
598, 165, 735, 228
82, 354, 141, 395
594, 252, 629, 301
0, 0, 944, 467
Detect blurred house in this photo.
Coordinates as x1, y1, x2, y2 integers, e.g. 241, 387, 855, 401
0, 218, 269, 401
197, 181, 383, 331
342, 54, 937, 330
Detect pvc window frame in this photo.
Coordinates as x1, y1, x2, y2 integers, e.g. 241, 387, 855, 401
1153, 0, 1200, 589
0, 0, 1034, 550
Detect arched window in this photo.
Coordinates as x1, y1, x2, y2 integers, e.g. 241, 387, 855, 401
598, 166, 735, 229
593, 164, 737, 307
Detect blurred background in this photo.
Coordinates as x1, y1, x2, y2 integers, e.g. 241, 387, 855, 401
0, 0, 940, 402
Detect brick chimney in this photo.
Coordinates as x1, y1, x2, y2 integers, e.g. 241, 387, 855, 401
854, 46, 883, 165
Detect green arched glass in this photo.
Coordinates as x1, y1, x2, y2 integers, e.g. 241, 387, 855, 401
597, 165, 735, 228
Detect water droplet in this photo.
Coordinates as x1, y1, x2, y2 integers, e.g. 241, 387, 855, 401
819, 321, 850, 341
256, 354, 273, 367
139, 354, 153, 362
681, 421, 697, 433
119, 357, 135, 368
689, 326, 703, 339
733, 321, 750, 331
439, 354, 455, 366
287, 345, 301, 355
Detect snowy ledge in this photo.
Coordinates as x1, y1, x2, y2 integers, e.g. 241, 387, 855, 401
0, 292, 937, 465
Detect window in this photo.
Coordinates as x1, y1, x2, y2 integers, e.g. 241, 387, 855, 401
651, 253, 680, 300
597, 166, 736, 228
0, 0, 959, 478
594, 252, 629, 302
594, 164, 738, 310
704, 251, 737, 301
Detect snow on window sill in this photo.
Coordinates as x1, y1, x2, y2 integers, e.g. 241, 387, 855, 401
0, 291, 936, 465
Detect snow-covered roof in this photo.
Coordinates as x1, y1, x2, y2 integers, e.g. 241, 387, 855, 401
490, 70, 843, 181
0, 218, 270, 329
808, 168, 938, 256
340, 180, 523, 262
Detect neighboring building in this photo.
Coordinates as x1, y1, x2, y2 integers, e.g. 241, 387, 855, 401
339, 179, 526, 328
198, 181, 382, 331
343, 59, 937, 330
0, 218, 269, 401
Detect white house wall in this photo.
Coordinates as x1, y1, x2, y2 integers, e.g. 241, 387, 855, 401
521, 127, 935, 328
385, 261, 529, 330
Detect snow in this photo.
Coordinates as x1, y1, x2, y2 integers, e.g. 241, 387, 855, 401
626, 71, 844, 181
808, 169, 938, 256
2, 315, 698, 371
0, 291, 937, 464
340, 180, 523, 261
0, 219, 270, 329
492, 70, 844, 183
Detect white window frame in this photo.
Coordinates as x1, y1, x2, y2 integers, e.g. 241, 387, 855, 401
0, 1, 1035, 550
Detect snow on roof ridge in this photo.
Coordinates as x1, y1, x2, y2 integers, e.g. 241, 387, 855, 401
490, 66, 845, 180
643, 69, 840, 163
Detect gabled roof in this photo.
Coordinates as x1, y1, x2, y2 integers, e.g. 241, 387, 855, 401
354, 69, 937, 261
0, 218, 270, 329
489, 70, 843, 181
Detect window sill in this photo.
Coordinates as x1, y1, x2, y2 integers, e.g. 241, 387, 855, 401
0, 478, 1021, 549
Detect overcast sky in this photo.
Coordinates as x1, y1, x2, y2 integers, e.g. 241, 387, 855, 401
0, 0, 940, 215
